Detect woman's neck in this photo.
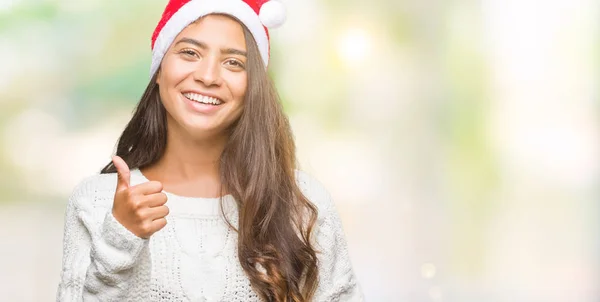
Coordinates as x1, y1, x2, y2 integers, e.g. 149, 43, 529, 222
141, 127, 228, 198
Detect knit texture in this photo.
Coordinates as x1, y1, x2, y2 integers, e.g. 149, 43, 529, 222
56, 169, 363, 301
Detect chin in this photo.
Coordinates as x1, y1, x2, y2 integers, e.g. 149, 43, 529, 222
185, 123, 227, 139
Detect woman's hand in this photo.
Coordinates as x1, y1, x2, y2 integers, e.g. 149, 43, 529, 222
111, 156, 169, 239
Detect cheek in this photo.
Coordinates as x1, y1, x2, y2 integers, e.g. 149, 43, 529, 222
157, 84, 174, 113
230, 75, 248, 102
159, 56, 193, 86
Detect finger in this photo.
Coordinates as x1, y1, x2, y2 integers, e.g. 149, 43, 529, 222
144, 192, 168, 208
150, 217, 167, 234
112, 156, 130, 191
131, 180, 163, 195
147, 205, 170, 220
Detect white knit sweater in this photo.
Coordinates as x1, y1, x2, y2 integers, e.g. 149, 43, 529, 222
56, 169, 363, 301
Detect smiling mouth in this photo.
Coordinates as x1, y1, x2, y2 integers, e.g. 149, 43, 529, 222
182, 92, 224, 105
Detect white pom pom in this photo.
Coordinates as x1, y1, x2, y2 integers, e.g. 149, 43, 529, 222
259, 0, 286, 29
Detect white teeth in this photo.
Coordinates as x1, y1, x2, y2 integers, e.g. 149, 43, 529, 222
183, 92, 222, 105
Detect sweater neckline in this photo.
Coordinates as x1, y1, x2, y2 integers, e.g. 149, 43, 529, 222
129, 168, 237, 217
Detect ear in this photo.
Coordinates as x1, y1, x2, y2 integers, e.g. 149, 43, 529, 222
155, 68, 161, 85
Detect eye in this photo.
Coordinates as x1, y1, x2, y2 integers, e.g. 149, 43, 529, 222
178, 49, 199, 57
224, 59, 245, 69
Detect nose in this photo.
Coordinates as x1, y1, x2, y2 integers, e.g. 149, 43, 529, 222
193, 56, 222, 87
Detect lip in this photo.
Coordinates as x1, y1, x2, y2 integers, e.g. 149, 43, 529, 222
181, 90, 224, 103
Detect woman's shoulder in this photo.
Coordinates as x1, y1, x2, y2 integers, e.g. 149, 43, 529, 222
294, 170, 336, 214
68, 172, 118, 208
72, 172, 118, 194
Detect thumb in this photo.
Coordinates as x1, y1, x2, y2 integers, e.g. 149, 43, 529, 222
112, 155, 130, 191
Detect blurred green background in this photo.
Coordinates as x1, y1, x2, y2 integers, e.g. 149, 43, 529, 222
1, 0, 598, 301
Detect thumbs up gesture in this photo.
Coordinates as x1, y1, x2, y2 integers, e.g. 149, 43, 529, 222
111, 156, 169, 239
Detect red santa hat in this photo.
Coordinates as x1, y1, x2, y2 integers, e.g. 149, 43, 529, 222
150, 0, 286, 77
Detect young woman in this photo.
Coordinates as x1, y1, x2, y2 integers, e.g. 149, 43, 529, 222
56, 0, 362, 301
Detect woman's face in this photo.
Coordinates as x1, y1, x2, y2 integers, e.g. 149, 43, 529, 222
156, 14, 248, 139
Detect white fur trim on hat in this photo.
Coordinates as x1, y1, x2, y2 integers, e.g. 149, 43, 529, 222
150, 0, 269, 78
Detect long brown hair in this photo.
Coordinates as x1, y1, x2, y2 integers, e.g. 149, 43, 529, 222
101, 16, 319, 301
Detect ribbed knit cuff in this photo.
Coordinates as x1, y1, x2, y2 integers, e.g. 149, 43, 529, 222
98, 212, 148, 271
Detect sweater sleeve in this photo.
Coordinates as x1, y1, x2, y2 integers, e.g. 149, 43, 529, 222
56, 177, 152, 301
301, 173, 364, 302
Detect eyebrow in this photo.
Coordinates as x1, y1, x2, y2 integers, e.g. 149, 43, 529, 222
175, 37, 247, 57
